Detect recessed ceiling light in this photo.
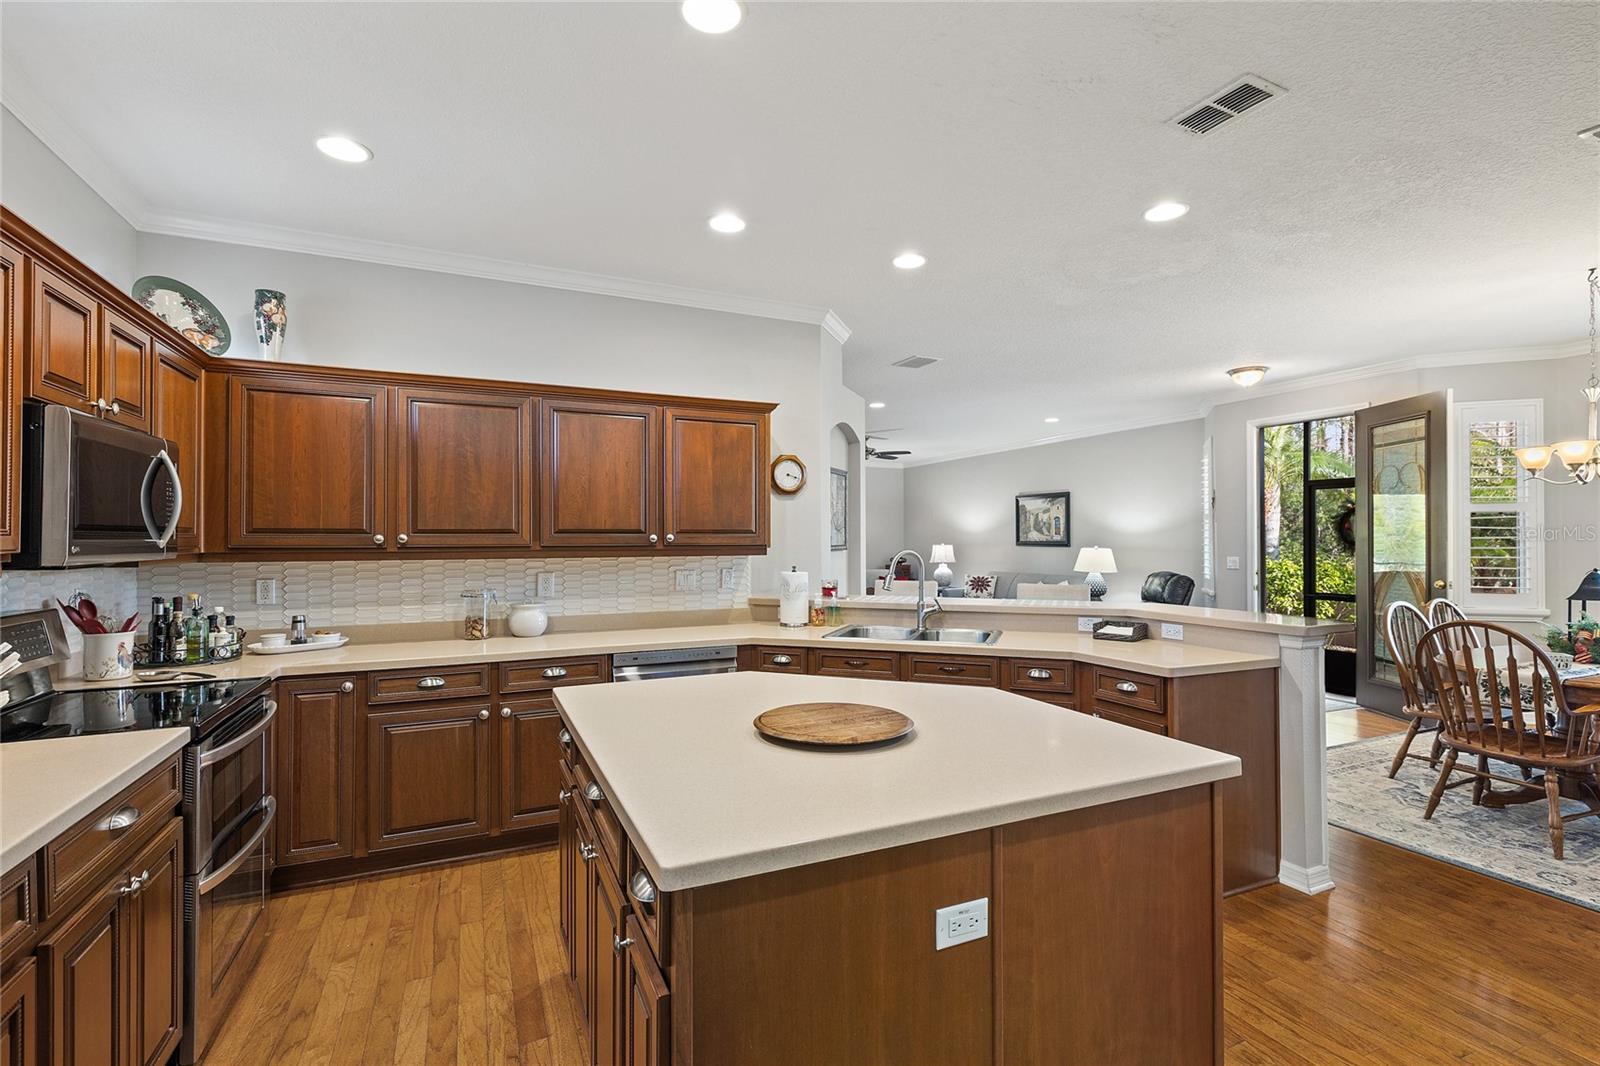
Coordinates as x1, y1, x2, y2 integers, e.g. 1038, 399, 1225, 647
868, 401, 886, 409
682, 0, 742, 34
892, 251, 927, 270
708, 212, 746, 234
1227, 365, 1268, 387
315, 135, 372, 163
1143, 201, 1189, 222
1043, 417, 1060, 424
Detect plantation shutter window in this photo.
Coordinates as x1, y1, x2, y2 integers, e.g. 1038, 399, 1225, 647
1454, 400, 1544, 614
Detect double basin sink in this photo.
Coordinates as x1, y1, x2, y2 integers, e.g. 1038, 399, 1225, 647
823, 624, 1002, 646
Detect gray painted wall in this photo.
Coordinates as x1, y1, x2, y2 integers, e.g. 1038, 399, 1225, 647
901, 419, 1206, 601
864, 464, 905, 571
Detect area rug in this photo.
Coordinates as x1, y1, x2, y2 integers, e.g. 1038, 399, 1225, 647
1326, 735, 1600, 911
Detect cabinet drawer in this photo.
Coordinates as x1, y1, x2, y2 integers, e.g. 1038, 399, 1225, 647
808, 649, 900, 679
753, 646, 807, 673
1005, 658, 1074, 695
0, 857, 36, 959
366, 664, 491, 704
1085, 703, 1168, 736
574, 761, 625, 874
903, 655, 998, 687
43, 755, 180, 918
1090, 666, 1166, 714
625, 847, 671, 968
500, 655, 610, 694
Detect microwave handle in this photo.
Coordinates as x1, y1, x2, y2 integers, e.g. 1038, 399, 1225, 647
139, 449, 184, 549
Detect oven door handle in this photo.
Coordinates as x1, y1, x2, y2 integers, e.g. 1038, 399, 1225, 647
197, 699, 277, 768
197, 796, 276, 895
138, 448, 184, 549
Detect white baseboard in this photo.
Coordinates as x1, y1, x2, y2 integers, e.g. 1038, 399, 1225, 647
1278, 861, 1335, 895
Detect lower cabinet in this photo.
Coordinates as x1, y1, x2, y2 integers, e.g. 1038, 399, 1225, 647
275, 676, 359, 866
0, 957, 37, 1066
497, 698, 565, 831
365, 701, 494, 851
590, 860, 628, 1066
36, 816, 184, 1066
623, 916, 670, 1066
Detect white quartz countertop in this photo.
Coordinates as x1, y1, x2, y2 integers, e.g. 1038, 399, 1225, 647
0, 729, 189, 875
56, 620, 1275, 692
555, 672, 1241, 891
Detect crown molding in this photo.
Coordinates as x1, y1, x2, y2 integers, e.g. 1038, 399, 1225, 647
2, 72, 853, 337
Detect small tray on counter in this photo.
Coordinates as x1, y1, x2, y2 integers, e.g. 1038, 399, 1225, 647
246, 637, 349, 656
1092, 619, 1149, 642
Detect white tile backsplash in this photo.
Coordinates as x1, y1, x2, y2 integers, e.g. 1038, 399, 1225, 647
0, 566, 142, 658
135, 555, 751, 632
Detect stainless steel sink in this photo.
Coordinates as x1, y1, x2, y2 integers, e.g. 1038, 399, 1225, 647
823, 624, 1002, 645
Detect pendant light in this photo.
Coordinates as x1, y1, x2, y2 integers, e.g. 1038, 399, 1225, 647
1516, 268, 1600, 485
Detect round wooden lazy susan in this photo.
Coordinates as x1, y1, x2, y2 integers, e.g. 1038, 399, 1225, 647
754, 702, 914, 748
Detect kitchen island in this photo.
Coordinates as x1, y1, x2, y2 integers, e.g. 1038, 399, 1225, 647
554, 671, 1240, 1066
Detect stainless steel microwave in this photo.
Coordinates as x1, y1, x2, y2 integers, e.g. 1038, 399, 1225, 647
16, 401, 183, 567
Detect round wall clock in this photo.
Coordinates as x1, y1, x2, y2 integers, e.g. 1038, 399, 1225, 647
771, 454, 807, 495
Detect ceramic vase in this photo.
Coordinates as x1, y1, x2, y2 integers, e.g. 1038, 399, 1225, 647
254, 289, 287, 361
81, 632, 135, 681
507, 603, 550, 638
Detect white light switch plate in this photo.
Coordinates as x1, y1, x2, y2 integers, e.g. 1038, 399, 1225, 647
1161, 622, 1184, 641
935, 897, 989, 950
1077, 616, 1101, 632
1225, 556, 1241, 571
720, 567, 737, 592
536, 573, 556, 598
673, 569, 700, 592
254, 578, 279, 605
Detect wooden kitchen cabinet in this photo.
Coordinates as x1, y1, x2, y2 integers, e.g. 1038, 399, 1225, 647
364, 701, 493, 851
590, 851, 628, 1066
96, 308, 152, 431
25, 261, 98, 415
540, 397, 661, 548
662, 405, 767, 548
152, 342, 204, 553
226, 374, 389, 550
558, 761, 578, 979
393, 386, 536, 549
623, 915, 670, 1066
0, 239, 20, 557
0, 957, 37, 1066
571, 802, 598, 1019
123, 823, 183, 1066
497, 697, 565, 832
275, 677, 360, 866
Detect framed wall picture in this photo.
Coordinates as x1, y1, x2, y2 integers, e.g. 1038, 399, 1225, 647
830, 467, 848, 550
1016, 491, 1070, 547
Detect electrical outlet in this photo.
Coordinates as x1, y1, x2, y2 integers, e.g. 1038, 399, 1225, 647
1225, 556, 1241, 571
536, 573, 556, 598
935, 898, 989, 951
673, 568, 700, 592
255, 578, 279, 606
1161, 622, 1184, 641
720, 567, 737, 592
1077, 615, 1101, 632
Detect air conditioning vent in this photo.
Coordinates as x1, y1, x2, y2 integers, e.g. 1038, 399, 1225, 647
1169, 75, 1285, 136
891, 355, 939, 369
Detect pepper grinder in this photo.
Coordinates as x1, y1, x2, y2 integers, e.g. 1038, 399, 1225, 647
290, 614, 308, 645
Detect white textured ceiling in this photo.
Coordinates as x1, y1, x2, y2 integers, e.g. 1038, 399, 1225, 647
2, 2, 1596, 462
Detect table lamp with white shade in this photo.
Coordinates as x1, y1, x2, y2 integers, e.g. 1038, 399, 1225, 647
930, 544, 956, 588
1074, 546, 1117, 601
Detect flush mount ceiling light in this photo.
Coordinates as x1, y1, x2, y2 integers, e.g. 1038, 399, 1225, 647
868, 401, 886, 409
1043, 417, 1060, 424
1143, 201, 1189, 222
707, 212, 746, 234
1227, 365, 1268, 388
1517, 267, 1600, 486
892, 251, 927, 270
315, 135, 372, 163
682, 0, 742, 34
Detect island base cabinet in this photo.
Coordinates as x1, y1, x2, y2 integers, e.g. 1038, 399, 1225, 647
590, 862, 627, 1066
622, 916, 669, 1066
0, 957, 37, 1066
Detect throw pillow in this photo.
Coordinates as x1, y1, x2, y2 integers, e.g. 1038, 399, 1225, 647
964, 573, 997, 598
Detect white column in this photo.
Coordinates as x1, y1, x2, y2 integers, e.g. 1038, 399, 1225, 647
1277, 633, 1334, 894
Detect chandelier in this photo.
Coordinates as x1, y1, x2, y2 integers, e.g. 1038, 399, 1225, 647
1516, 267, 1600, 485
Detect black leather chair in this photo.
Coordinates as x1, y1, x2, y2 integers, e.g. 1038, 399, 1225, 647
1140, 571, 1196, 606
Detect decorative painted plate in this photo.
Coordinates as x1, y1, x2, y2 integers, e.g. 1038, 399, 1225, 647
131, 275, 231, 355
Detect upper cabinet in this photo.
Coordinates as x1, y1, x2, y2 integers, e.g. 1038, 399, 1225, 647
663, 405, 768, 548
540, 397, 660, 548
227, 375, 390, 550
97, 307, 153, 431
152, 341, 205, 553
25, 261, 152, 430
394, 386, 536, 549
0, 240, 20, 557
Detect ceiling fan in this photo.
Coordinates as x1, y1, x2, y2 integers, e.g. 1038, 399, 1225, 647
865, 433, 911, 461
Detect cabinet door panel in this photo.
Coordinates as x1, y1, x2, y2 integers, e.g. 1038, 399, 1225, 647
40, 880, 125, 1066
590, 855, 628, 1066
27, 262, 98, 412
663, 406, 768, 547
228, 376, 389, 548
0, 241, 20, 556
559, 761, 577, 979
276, 677, 358, 865
573, 803, 596, 1020
540, 399, 659, 547
365, 702, 492, 850
498, 698, 564, 831
153, 344, 204, 552
127, 821, 183, 1066
624, 916, 670, 1066
97, 309, 152, 430
394, 386, 535, 548
0, 957, 37, 1066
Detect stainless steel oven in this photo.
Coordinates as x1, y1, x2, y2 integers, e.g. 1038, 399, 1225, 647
182, 693, 276, 1065
17, 400, 183, 567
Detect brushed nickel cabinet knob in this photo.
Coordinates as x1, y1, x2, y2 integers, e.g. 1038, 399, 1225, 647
372, 533, 385, 545
340, 681, 354, 693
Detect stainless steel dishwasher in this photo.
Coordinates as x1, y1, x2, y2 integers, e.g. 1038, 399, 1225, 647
611, 645, 739, 681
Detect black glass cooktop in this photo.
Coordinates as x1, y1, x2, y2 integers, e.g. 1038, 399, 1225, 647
0, 676, 271, 743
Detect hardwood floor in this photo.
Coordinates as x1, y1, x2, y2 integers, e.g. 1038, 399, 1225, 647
1327, 705, 1406, 746
210, 828, 1600, 1065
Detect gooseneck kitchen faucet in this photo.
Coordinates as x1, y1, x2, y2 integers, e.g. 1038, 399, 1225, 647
883, 549, 944, 632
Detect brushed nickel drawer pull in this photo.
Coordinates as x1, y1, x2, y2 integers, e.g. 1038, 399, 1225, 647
1115, 681, 1139, 694
558, 728, 572, 746
770, 654, 793, 666
1027, 668, 1053, 680
844, 659, 869, 668
542, 666, 568, 679
119, 869, 150, 896
97, 807, 141, 832
583, 781, 605, 803
629, 869, 658, 905
613, 933, 635, 954
579, 843, 597, 862
938, 665, 965, 674
417, 676, 446, 689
